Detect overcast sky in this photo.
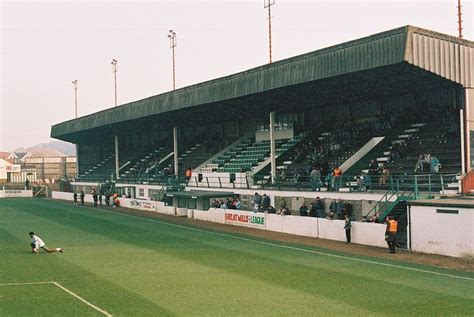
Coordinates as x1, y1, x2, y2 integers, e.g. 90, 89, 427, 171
1, 0, 472, 152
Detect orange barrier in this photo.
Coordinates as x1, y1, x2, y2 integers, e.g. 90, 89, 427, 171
461, 171, 474, 194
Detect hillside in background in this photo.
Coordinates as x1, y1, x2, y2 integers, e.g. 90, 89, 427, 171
14, 140, 75, 157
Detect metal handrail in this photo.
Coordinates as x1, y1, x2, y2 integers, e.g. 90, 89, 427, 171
76, 172, 461, 194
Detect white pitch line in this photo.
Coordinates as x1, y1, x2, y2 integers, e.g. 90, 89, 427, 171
55, 201, 474, 281
0, 281, 55, 286
0, 281, 112, 317
53, 282, 112, 317
0, 221, 45, 224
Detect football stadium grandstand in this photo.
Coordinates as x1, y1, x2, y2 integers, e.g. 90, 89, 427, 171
50, 25, 473, 255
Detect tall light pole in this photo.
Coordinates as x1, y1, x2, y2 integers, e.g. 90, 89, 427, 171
168, 30, 179, 177
264, 0, 275, 63
111, 59, 118, 106
111, 59, 120, 180
457, 0, 463, 38
168, 30, 177, 90
72, 80, 79, 178
72, 80, 78, 118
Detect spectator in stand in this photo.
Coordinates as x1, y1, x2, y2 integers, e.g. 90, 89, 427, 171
399, 140, 407, 160
355, 174, 366, 192
232, 197, 241, 210
342, 202, 352, 218
415, 155, 424, 173
91, 188, 97, 207
308, 203, 317, 217
430, 156, 440, 173
299, 202, 308, 216
278, 198, 287, 214
253, 193, 261, 212
369, 159, 379, 175
379, 167, 390, 185
326, 211, 335, 220
185, 167, 192, 185
344, 215, 352, 243
267, 205, 276, 214
325, 172, 333, 192
277, 205, 291, 216
332, 166, 342, 191
80, 191, 85, 206
278, 169, 287, 182
314, 197, 325, 218
262, 194, 270, 212
310, 167, 322, 191
219, 200, 226, 209
321, 161, 330, 181
112, 193, 118, 207
423, 154, 431, 172
390, 142, 400, 161
330, 199, 343, 219
211, 199, 220, 208
225, 198, 233, 209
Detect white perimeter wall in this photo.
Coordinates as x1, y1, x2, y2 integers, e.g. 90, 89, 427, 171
52, 191, 387, 248
409, 205, 473, 258
0, 189, 33, 198
52, 191, 176, 215
195, 208, 387, 248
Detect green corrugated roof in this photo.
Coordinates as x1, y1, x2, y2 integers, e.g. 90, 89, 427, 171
51, 25, 473, 140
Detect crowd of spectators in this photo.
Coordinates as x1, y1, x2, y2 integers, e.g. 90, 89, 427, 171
211, 197, 242, 210
384, 106, 457, 175
281, 112, 395, 186
248, 193, 354, 219
300, 197, 353, 219
414, 154, 440, 173
73, 187, 125, 208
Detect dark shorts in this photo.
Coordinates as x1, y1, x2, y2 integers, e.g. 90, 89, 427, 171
386, 232, 397, 242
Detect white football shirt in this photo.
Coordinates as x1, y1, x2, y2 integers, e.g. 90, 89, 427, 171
31, 235, 45, 248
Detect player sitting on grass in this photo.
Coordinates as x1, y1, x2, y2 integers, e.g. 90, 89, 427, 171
29, 232, 63, 254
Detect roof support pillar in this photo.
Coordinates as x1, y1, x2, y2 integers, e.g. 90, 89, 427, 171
460, 109, 465, 175
115, 136, 120, 180
270, 111, 276, 184
75, 145, 79, 178
465, 88, 474, 173
173, 127, 179, 178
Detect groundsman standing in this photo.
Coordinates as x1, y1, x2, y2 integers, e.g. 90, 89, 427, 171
385, 215, 398, 253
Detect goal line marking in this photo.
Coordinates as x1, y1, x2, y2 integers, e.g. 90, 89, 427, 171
0, 281, 112, 317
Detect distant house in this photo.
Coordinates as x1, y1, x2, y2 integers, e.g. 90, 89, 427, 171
7, 152, 32, 164
0, 159, 9, 182
0, 152, 9, 161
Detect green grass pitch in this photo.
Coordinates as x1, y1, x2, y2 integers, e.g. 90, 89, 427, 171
1, 198, 473, 316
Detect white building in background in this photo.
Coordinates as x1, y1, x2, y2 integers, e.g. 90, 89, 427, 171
0, 158, 36, 184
